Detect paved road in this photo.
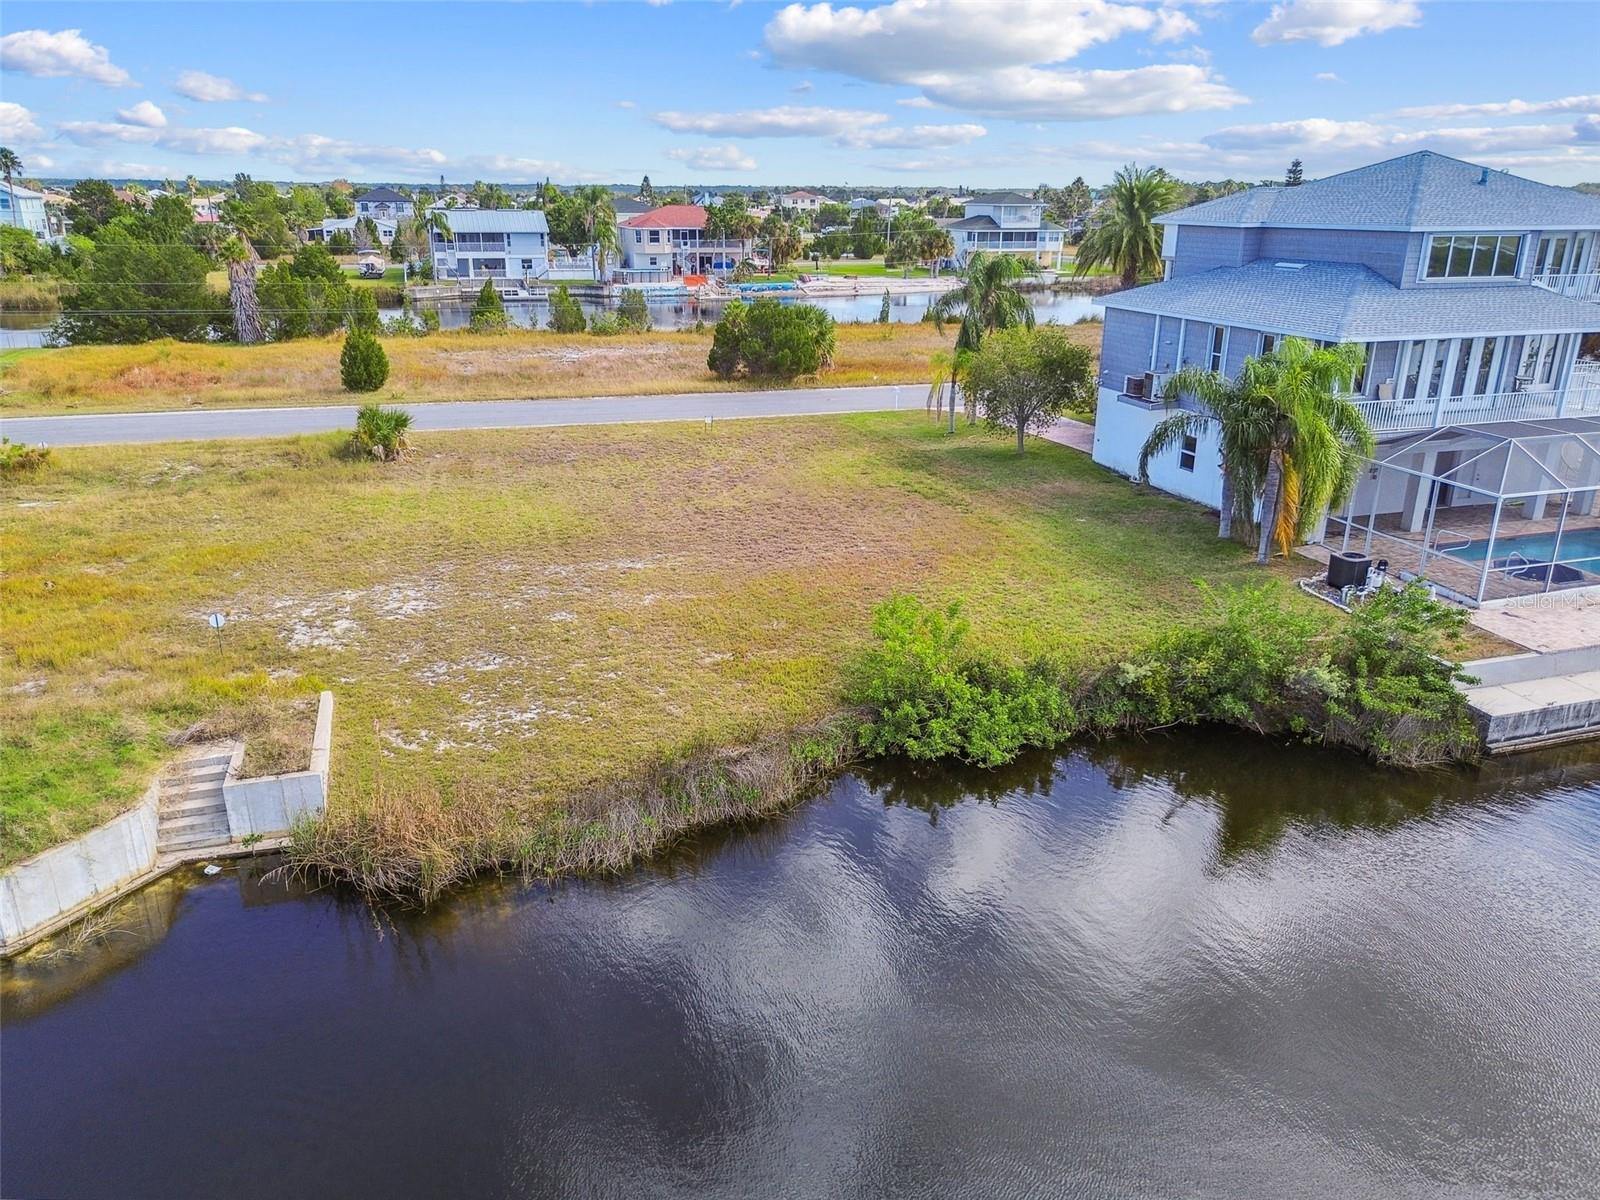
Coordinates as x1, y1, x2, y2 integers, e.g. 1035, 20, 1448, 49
0, 384, 923, 447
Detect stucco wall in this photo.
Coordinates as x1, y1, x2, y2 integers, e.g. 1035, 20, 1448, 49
1091, 389, 1226, 510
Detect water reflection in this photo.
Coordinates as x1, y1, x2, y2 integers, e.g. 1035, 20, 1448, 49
4, 736, 1598, 1200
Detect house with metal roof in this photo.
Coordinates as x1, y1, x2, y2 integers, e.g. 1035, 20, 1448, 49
950, 192, 1065, 268
427, 208, 551, 285
1091, 151, 1600, 548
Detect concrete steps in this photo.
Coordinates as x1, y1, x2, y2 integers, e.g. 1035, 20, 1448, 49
156, 745, 238, 854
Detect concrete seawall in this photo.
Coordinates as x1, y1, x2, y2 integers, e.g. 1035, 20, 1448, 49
1462, 647, 1600, 752
1, 692, 335, 954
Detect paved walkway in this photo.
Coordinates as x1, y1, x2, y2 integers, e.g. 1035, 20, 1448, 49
1470, 593, 1600, 653
0, 384, 918, 447
1041, 417, 1095, 453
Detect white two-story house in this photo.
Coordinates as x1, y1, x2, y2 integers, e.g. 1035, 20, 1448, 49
948, 192, 1066, 268
617, 205, 752, 281
429, 209, 551, 284
354, 187, 410, 222
1092, 151, 1600, 604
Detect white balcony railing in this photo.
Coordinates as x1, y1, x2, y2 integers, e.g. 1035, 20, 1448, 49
1354, 383, 1600, 432
1532, 272, 1600, 302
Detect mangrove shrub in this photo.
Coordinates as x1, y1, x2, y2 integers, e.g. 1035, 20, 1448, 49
708, 298, 836, 380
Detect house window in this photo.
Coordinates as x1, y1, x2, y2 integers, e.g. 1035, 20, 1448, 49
1208, 325, 1226, 373
1178, 435, 1197, 472
521, 259, 534, 271
1260, 332, 1278, 356
634, 230, 642, 244
649, 230, 660, 243
1423, 233, 1521, 279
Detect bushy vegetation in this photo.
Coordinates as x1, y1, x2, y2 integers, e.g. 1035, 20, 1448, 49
0, 437, 52, 479
52, 240, 227, 345
547, 285, 586, 333
617, 288, 651, 332
851, 584, 1477, 770
469, 278, 508, 332
348, 403, 411, 460
962, 325, 1096, 453
339, 330, 390, 392
708, 298, 836, 379
257, 244, 362, 339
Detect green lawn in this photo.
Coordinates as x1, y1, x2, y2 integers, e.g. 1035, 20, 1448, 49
1, 412, 1332, 869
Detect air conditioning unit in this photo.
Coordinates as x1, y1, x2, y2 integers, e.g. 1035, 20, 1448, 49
1123, 374, 1146, 399
1145, 371, 1172, 400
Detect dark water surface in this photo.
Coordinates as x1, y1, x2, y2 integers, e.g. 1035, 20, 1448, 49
4, 732, 1599, 1200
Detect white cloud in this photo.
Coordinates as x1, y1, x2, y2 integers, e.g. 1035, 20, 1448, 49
792, 80, 815, 93
913, 64, 1245, 120
0, 28, 134, 87
173, 69, 267, 103
763, 0, 1243, 120
1315, 71, 1344, 83
274, 133, 445, 172
654, 105, 885, 138
0, 101, 43, 143
839, 123, 987, 149
1252, 0, 1421, 47
58, 119, 161, 146
455, 154, 606, 181
616, 99, 637, 109
665, 143, 758, 172
116, 100, 168, 128
896, 96, 936, 109
1392, 93, 1600, 120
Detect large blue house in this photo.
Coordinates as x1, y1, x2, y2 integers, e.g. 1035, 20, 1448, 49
1092, 152, 1600, 534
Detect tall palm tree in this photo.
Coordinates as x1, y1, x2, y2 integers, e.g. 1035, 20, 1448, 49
0, 147, 23, 230
927, 250, 1034, 353
223, 235, 264, 344
570, 186, 617, 276
409, 191, 450, 268
1074, 164, 1181, 289
1138, 338, 1372, 562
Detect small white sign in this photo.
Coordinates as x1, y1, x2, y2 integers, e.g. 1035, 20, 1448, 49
208, 612, 226, 631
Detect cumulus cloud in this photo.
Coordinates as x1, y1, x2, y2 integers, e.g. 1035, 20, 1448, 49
838, 123, 987, 149
655, 104, 879, 138
665, 143, 758, 171
0, 101, 44, 143
173, 69, 267, 103
763, 0, 1241, 120
1392, 93, 1600, 119
0, 28, 134, 86
616, 99, 637, 109
57, 119, 162, 146
116, 100, 168, 128
1252, 0, 1421, 47
896, 96, 936, 109
1315, 71, 1344, 82
455, 154, 606, 181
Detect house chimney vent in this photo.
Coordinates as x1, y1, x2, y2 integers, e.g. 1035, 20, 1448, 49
1479, 167, 1489, 184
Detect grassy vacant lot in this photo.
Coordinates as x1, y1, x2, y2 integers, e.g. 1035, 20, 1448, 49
2, 411, 1328, 868
0, 322, 1009, 416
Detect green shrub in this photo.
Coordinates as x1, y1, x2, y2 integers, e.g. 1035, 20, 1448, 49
469, 279, 508, 332
339, 329, 390, 392
0, 438, 52, 479
547, 285, 585, 333
588, 312, 623, 336
349, 404, 411, 461
707, 298, 836, 380
345, 287, 380, 333
848, 596, 1070, 766
617, 288, 651, 332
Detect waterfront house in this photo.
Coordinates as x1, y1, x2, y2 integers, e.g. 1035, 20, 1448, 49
429, 208, 551, 284
779, 189, 826, 214
1091, 151, 1600, 603
308, 215, 398, 246
0, 182, 52, 241
618, 205, 752, 281
948, 192, 1066, 268
355, 187, 410, 222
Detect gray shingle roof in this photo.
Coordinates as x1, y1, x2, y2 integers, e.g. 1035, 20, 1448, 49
947, 215, 1000, 230
964, 191, 1037, 205
1103, 260, 1600, 341
431, 209, 549, 234
355, 187, 409, 205
1161, 152, 1600, 232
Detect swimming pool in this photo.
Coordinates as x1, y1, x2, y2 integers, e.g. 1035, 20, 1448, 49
1440, 527, 1600, 571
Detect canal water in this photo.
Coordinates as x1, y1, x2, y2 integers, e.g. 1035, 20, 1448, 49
0, 291, 1102, 348
4, 730, 1598, 1200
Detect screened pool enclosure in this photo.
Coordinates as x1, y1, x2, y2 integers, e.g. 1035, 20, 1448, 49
1325, 417, 1600, 604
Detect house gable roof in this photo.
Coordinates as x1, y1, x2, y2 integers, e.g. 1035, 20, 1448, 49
434, 209, 549, 234
1104, 259, 1600, 341
620, 204, 707, 230
355, 187, 409, 205
964, 191, 1038, 206
1161, 152, 1600, 232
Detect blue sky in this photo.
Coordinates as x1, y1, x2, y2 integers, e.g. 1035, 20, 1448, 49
3, 1, 1598, 187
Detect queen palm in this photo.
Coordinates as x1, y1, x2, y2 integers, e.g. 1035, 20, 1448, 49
1137, 338, 1372, 562
574, 185, 619, 278
1074, 164, 1181, 289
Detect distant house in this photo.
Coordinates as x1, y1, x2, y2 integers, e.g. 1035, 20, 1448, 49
874, 197, 911, 218
692, 190, 718, 208
847, 197, 876, 213
948, 192, 1065, 267
308, 216, 398, 247
0, 182, 52, 241
354, 187, 410, 222
429, 208, 551, 282
613, 197, 653, 217
779, 190, 825, 213
618, 205, 752, 281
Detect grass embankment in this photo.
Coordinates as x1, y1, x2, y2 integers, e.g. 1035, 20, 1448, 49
0, 277, 66, 312
0, 322, 1005, 416
4, 411, 1327, 874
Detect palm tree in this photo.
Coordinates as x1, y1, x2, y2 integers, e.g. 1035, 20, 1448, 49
0, 147, 22, 230
927, 250, 1034, 353
1137, 338, 1373, 562
409, 191, 450, 269
1074, 164, 1181, 289
223, 235, 264, 345
573, 185, 618, 279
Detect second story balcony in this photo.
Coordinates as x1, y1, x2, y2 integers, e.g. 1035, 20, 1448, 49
1353, 374, 1600, 434
1534, 272, 1600, 303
